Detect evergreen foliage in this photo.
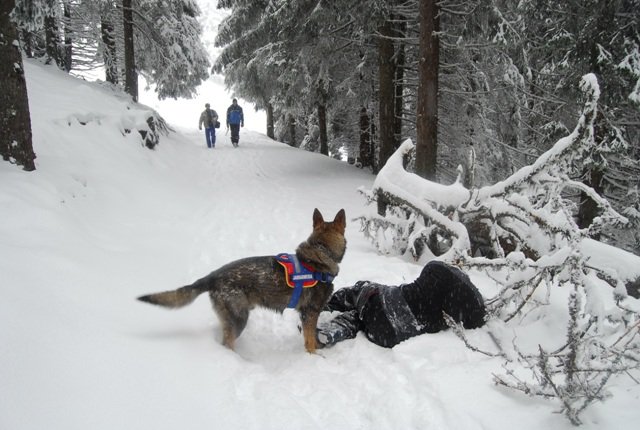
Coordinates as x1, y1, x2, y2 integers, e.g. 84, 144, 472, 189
12, 0, 210, 100
135, 0, 210, 99
215, 0, 382, 154
6, 0, 209, 154
215, 0, 639, 254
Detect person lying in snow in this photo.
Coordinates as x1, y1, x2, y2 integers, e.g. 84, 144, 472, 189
317, 261, 486, 348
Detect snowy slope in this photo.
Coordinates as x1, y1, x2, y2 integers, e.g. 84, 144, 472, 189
1, 60, 639, 430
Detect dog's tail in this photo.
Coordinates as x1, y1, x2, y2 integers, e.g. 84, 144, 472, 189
137, 283, 207, 309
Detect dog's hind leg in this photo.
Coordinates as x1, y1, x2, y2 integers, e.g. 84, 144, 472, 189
210, 291, 249, 351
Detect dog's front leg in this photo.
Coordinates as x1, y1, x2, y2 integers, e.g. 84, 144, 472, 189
300, 309, 320, 353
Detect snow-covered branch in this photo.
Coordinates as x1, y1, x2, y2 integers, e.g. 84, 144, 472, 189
360, 74, 628, 266
358, 74, 640, 425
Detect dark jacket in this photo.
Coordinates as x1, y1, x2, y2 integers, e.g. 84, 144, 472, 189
324, 261, 486, 347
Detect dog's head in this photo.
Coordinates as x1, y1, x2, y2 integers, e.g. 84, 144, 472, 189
310, 208, 347, 262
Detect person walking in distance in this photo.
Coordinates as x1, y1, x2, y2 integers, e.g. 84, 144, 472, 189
226, 98, 244, 147
198, 103, 219, 148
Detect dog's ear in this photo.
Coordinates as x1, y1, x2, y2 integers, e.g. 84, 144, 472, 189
313, 208, 325, 229
332, 209, 346, 233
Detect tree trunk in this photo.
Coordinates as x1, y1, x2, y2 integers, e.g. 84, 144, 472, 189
576, 13, 611, 236
318, 103, 328, 156
577, 168, 604, 236
415, 0, 439, 180
101, 17, 118, 84
317, 80, 328, 155
266, 102, 274, 139
378, 19, 396, 170
0, 0, 36, 171
370, 110, 378, 174
359, 107, 373, 169
463, 143, 476, 188
45, 16, 62, 68
288, 114, 296, 147
122, 0, 137, 101
393, 19, 406, 150
63, 1, 72, 72
21, 28, 33, 58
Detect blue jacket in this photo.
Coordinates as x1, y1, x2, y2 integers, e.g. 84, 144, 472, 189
227, 104, 244, 126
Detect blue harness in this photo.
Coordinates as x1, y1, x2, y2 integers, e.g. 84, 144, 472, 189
275, 253, 335, 308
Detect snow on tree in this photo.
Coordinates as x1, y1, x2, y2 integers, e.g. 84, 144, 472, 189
10, 0, 209, 151
215, 0, 381, 156
487, 0, 640, 255
358, 74, 640, 424
13, 1, 209, 101
134, 0, 210, 100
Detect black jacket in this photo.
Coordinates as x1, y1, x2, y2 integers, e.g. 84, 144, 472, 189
324, 261, 486, 347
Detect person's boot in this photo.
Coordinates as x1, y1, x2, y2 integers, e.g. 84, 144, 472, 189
317, 310, 361, 347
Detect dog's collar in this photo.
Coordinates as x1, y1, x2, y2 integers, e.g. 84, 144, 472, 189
276, 253, 334, 309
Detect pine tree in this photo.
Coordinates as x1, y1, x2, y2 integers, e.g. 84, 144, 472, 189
216, 0, 382, 157
12, 0, 68, 70
212, 0, 637, 257
415, 0, 439, 180
122, 0, 136, 100
490, 0, 640, 253
378, 14, 396, 170
100, 2, 118, 85
135, 0, 210, 99
0, 0, 36, 171
13, 0, 209, 101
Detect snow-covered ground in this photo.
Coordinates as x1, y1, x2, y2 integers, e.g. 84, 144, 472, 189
1, 60, 639, 430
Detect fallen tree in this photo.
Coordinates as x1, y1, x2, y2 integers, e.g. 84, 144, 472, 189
358, 74, 640, 425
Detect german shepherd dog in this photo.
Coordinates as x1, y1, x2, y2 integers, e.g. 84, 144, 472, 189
138, 208, 346, 353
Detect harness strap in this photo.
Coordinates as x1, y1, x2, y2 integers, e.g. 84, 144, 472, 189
287, 254, 307, 309
288, 282, 304, 310
276, 253, 335, 309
